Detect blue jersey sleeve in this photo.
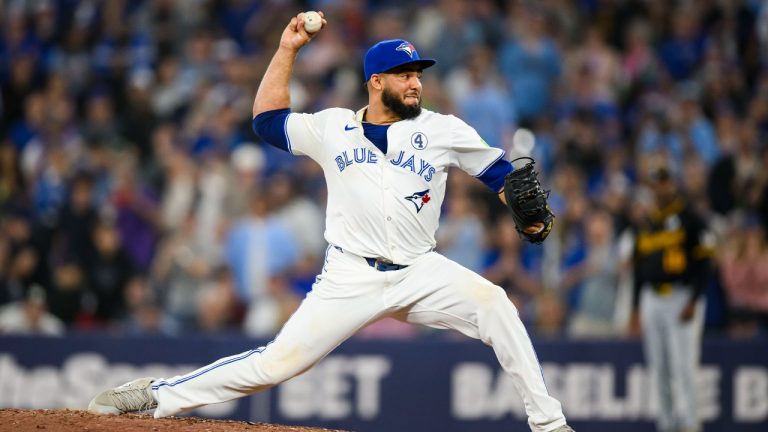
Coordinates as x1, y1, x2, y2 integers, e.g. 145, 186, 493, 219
476, 157, 513, 192
252, 108, 292, 152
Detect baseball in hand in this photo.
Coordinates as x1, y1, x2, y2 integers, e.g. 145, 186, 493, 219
301, 11, 322, 33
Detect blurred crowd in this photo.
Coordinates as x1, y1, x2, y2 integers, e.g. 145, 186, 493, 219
1, 0, 767, 339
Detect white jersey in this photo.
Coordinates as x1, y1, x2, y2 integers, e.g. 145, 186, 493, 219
285, 107, 504, 264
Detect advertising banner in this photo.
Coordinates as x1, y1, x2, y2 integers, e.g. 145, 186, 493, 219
1, 335, 766, 431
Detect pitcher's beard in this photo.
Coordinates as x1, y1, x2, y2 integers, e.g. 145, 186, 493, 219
382, 88, 421, 120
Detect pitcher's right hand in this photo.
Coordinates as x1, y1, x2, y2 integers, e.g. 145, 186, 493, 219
279, 11, 326, 52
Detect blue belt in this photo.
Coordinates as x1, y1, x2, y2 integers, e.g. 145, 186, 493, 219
364, 257, 408, 272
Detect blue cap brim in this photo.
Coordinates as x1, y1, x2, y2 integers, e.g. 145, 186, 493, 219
368, 58, 437, 81
383, 58, 436, 72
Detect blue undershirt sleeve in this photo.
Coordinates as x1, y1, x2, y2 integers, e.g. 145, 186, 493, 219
252, 108, 292, 152
476, 158, 513, 192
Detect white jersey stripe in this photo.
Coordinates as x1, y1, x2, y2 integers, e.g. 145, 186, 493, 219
475, 150, 506, 177
283, 115, 293, 154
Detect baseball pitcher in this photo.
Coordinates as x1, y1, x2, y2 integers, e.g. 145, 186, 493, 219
88, 12, 572, 432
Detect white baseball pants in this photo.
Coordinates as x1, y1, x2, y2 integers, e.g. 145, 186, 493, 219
151, 246, 567, 431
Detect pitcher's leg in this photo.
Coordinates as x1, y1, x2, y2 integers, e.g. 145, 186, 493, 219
152, 289, 383, 418
395, 253, 567, 432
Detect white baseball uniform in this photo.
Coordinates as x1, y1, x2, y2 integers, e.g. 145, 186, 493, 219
149, 107, 568, 431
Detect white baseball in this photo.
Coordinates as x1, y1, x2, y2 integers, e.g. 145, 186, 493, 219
301, 11, 322, 33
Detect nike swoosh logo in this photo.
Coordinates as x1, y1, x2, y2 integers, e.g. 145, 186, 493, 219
344, 125, 358, 131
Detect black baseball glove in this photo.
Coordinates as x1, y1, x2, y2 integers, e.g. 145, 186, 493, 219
503, 157, 555, 244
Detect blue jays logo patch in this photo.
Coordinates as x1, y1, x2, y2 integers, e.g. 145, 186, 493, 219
396, 41, 416, 58
405, 189, 431, 213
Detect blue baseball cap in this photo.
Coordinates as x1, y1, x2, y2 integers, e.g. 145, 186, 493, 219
363, 39, 436, 82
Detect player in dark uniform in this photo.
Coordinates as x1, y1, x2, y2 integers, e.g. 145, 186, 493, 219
629, 165, 713, 432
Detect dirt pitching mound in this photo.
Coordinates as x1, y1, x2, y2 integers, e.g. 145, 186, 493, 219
0, 409, 347, 432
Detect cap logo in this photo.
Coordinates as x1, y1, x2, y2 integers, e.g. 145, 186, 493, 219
396, 41, 416, 58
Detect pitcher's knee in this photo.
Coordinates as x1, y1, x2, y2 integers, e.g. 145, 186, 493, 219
474, 285, 517, 316
258, 343, 314, 384
475, 285, 514, 307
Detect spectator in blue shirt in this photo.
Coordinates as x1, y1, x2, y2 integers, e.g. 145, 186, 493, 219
498, 6, 561, 122
225, 191, 298, 337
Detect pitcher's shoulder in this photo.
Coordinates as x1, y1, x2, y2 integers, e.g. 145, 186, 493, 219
307, 107, 356, 126
414, 108, 456, 125
315, 107, 355, 118
423, 111, 473, 134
